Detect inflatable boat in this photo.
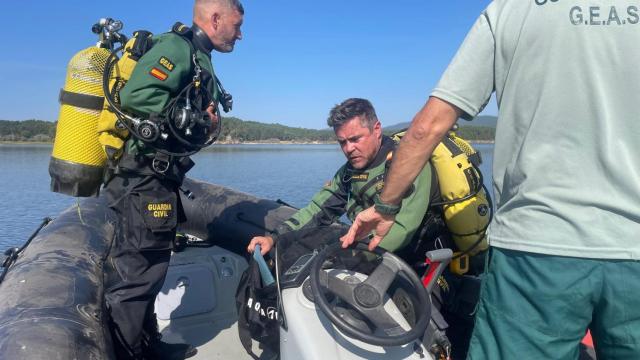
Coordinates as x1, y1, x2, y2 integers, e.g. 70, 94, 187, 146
0, 178, 438, 360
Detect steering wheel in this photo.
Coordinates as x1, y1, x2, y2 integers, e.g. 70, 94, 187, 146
309, 242, 431, 347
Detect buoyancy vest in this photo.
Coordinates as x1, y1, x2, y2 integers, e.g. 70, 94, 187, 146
391, 130, 492, 256
98, 22, 218, 161
50, 20, 225, 197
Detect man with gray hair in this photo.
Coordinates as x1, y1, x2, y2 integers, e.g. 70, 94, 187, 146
103, 0, 243, 359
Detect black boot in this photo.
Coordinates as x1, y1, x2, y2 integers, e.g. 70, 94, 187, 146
141, 312, 197, 360
142, 334, 197, 360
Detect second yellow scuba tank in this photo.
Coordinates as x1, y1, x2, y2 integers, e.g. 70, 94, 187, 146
431, 132, 490, 255
97, 30, 153, 160
392, 130, 491, 256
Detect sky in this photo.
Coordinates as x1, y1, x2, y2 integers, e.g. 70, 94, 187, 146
0, 1, 495, 129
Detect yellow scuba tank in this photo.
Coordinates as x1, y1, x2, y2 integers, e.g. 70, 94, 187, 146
431, 132, 490, 255
97, 30, 153, 160
49, 19, 221, 197
49, 18, 142, 197
392, 130, 491, 256
49, 46, 111, 197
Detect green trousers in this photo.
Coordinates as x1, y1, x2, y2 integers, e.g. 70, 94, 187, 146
467, 247, 640, 360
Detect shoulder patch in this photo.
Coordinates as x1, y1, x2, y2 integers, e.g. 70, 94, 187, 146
351, 173, 369, 182
149, 67, 168, 81
159, 57, 175, 72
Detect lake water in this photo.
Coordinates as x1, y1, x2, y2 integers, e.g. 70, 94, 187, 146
0, 143, 494, 250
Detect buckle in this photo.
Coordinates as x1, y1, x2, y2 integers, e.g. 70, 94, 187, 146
152, 157, 170, 175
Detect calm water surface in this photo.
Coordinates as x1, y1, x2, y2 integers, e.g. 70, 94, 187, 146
0, 143, 494, 249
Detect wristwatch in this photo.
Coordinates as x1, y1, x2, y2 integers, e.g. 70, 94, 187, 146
373, 194, 401, 215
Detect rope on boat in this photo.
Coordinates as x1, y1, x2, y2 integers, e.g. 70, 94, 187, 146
0, 217, 52, 285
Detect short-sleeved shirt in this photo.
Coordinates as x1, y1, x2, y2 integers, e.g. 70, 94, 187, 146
432, 1, 640, 259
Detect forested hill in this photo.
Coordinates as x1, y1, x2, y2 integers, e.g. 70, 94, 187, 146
385, 115, 496, 141
0, 118, 335, 143
217, 117, 334, 142
0, 116, 495, 143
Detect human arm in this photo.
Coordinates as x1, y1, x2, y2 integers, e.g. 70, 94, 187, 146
280, 168, 349, 233
120, 34, 191, 117
341, 97, 461, 250
247, 168, 348, 254
377, 162, 433, 253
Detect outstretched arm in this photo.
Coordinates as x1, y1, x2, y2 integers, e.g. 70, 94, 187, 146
341, 97, 461, 250
247, 168, 348, 254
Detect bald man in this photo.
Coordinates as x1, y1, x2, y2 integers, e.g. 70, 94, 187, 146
103, 1, 243, 359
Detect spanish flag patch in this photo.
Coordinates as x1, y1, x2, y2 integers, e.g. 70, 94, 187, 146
150, 67, 168, 81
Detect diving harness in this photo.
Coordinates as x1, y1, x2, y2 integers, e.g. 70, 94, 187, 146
49, 18, 233, 196
98, 18, 231, 158
390, 128, 493, 270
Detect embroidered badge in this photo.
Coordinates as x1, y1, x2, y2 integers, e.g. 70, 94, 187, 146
159, 57, 175, 71
351, 173, 369, 182
150, 67, 168, 81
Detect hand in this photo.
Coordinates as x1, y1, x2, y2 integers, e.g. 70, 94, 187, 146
247, 236, 274, 255
206, 103, 219, 132
340, 206, 396, 251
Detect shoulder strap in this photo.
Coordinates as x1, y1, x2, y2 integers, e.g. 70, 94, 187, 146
128, 30, 153, 60
170, 22, 196, 61
171, 22, 192, 36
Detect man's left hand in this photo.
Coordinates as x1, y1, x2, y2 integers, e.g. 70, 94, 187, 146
340, 206, 396, 251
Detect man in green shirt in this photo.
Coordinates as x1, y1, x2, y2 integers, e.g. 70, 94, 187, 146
249, 98, 485, 358
247, 98, 441, 264
103, 1, 243, 359
342, 1, 640, 359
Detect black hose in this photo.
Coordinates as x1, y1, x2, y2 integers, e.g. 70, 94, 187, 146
0, 217, 52, 284
163, 83, 212, 151
101, 48, 206, 158
276, 199, 298, 209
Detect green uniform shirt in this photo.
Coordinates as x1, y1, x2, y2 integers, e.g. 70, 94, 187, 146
277, 136, 434, 253
116, 28, 219, 180
432, 1, 640, 259
120, 31, 217, 117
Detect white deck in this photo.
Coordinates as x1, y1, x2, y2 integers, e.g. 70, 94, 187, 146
155, 245, 277, 359
153, 245, 431, 360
